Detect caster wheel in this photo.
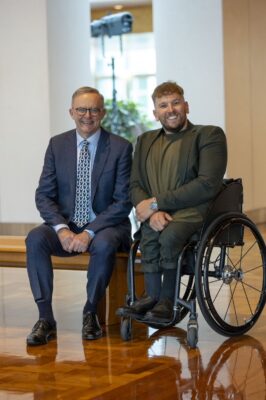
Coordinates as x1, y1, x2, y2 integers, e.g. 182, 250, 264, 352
187, 325, 198, 348
120, 318, 132, 341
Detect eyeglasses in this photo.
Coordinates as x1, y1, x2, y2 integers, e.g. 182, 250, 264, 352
75, 107, 102, 116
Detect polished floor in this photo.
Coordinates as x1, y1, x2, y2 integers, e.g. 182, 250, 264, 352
1, 239, 266, 399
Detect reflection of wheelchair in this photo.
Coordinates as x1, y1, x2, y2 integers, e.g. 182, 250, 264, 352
148, 332, 266, 398
203, 335, 266, 398
117, 179, 266, 348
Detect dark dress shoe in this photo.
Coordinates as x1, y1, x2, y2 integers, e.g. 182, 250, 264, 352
82, 312, 102, 340
143, 298, 173, 323
124, 296, 157, 314
26, 319, 57, 346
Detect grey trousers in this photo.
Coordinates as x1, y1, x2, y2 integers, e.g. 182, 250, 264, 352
140, 219, 202, 272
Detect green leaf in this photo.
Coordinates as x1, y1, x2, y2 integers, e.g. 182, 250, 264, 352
102, 99, 153, 143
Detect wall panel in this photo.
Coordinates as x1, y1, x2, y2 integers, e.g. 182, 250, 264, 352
223, 0, 266, 220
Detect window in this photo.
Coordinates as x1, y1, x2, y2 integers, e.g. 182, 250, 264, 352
91, 32, 156, 121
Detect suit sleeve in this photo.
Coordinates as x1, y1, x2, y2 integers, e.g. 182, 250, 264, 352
35, 139, 68, 226
156, 126, 227, 211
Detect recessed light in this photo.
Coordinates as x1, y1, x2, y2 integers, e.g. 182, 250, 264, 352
114, 4, 123, 10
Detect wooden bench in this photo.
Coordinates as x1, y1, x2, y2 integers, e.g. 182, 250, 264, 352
0, 235, 143, 326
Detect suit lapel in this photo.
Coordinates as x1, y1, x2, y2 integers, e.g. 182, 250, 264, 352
91, 129, 109, 201
141, 128, 161, 195
178, 122, 197, 183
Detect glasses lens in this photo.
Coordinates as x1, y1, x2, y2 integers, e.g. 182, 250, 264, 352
91, 108, 101, 115
75, 107, 101, 116
75, 107, 86, 115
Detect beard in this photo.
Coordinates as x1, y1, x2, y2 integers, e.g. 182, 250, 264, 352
162, 118, 187, 134
160, 113, 188, 133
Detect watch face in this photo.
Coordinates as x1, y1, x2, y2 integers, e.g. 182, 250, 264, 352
150, 202, 158, 210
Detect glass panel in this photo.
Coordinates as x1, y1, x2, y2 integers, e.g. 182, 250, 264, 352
91, 32, 156, 121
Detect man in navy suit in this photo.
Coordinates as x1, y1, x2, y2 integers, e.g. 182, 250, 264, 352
26, 86, 132, 346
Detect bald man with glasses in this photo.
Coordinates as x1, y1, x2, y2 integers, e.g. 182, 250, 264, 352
26, 86, 132, 346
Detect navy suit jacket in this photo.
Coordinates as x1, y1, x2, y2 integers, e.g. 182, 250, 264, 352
35, 128, 133, 234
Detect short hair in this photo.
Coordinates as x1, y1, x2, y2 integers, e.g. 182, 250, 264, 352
152, 81, 184, 103
71, 86, 104, 105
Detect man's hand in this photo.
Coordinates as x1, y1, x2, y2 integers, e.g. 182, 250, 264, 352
57, 228, 75, 253
68, 231, 92, 253
149, 211, 173, 232
136, 198, 156, 222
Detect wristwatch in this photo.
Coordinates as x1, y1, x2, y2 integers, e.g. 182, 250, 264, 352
150, 197, 158, 211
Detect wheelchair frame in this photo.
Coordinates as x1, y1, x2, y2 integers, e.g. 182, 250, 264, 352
117, 179, 266, 348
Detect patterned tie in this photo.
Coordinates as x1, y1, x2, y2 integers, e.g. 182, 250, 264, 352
73, 140, 91, 227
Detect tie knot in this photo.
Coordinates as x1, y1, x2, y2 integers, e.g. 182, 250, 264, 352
82, 140, 89, 148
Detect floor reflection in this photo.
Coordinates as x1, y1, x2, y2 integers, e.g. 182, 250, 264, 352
1, 327, 265, 399
1, 265, 266, 399
146, 329, 266, 399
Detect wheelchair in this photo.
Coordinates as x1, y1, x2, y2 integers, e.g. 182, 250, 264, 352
117, 179, 266, 348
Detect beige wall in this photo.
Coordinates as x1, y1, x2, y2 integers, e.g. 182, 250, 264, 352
0, 0, 50, 225
0, 0, 92, 229
153, 0, 225, 128
223, 0, 266, 221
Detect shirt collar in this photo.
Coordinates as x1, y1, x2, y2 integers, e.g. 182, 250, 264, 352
76, 129, 101, 147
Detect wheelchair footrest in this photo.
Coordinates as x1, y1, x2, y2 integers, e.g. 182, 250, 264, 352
140, 317, 180, 330
116, 307, 145, 320
116, 306, 181, 330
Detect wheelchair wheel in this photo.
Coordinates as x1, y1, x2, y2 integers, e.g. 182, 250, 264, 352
195, 212, 266, 336
187, 319, 198, 348
120, 317, 132, 341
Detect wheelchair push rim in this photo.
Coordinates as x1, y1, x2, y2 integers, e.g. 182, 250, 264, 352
195, 212, 266, 336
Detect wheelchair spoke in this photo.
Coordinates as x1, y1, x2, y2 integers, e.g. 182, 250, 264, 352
207, 280, 224, 304
230, 239, 259, 270
242, 264, 264, 274
227, 282, 239, 326
240, 281, 255, 316
240, 280, 264, 294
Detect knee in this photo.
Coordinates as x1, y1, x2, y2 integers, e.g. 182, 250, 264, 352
26, 225, 51, 250
159, 230, 180, 250
90, 237, 117, 258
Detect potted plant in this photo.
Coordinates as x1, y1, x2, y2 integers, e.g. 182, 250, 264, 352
102, 99, 153, 143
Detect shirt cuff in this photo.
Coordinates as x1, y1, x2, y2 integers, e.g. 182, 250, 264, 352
53, 224, 69, 233
85, 229, 95, 239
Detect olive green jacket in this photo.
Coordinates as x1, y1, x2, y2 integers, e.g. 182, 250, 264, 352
130, 121, 227, 218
